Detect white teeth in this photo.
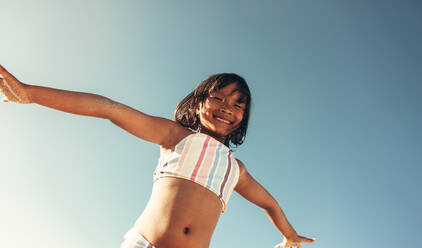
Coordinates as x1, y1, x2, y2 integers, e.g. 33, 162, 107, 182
215, 117, 231, 124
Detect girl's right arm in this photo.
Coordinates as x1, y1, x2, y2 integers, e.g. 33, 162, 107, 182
0, 65, 190, 147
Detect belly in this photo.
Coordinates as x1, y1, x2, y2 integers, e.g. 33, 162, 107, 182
133, 177, 222, 248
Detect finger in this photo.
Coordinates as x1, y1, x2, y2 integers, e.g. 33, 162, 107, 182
275, 243, 284, 248
1, 78, 23, 102
0, 82, 20, 102
299, 236, 316, 243
0, 79, 7, 94
0, 65, 20, 84
2, 90, 18, 102
304, 238, 316, 243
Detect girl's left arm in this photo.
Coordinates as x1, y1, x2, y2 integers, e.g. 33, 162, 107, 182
234, 159, 315, 247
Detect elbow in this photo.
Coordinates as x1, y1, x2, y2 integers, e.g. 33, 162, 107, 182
262, 197, 279, 213
263, 205, 275, 214
101, 97, 120, 120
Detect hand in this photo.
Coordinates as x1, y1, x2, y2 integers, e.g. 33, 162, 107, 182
0, 65, 31, 104
274, 235, 316, 248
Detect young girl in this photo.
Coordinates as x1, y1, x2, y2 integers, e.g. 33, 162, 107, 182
0, 65, 315, 248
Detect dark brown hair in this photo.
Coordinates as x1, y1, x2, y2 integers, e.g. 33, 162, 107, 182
174, 73, 252, 148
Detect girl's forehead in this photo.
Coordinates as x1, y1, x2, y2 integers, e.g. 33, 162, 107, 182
210, 83, 246, 97
210, 89, 248, 105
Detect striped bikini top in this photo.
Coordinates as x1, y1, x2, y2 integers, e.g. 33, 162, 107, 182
153, 132, 240, 213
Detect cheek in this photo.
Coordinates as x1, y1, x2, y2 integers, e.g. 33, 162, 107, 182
203, 100, 213, 109
201, 101, 215, 115
236, 111, 245, 122
198, 107, 211, 123
201, 110, 214, 122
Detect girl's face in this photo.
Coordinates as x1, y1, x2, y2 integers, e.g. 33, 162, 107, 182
196, 83, 247, 142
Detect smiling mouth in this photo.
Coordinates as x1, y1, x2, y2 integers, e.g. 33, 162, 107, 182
214, 116, 233, 125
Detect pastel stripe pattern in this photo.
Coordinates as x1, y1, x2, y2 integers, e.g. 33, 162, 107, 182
153, 133, 240, 212
205, 143, 222, 189
190, 136, 211, 181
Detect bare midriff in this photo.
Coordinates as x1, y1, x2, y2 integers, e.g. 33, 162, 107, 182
133, 177, 223, 248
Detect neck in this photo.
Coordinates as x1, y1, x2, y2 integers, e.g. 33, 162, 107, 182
198, 129, 226, 145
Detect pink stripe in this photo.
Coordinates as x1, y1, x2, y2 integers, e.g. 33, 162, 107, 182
196, 138, 218, 185
219, 151, 232, 198
190, 136, 211, 180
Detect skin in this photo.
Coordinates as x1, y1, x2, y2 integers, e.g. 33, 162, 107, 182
195, 83, 246, 143
0, 65, 315, 248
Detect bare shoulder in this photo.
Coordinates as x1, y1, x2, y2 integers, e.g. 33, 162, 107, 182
234, 158, 250, 190
235, 158, 248, 177
160, 121, 194, 149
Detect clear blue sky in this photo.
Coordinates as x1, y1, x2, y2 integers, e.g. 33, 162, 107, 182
1, 1, 421, 247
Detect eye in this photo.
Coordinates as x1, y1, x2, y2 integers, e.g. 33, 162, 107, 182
211, 96, 222, 101
234, 104, 245, 110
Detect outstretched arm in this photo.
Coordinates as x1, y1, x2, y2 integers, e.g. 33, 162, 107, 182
0, 65, 190, 147
234, 159, 315, 248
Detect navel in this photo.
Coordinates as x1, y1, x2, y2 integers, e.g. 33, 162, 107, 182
183, 227, 190, 235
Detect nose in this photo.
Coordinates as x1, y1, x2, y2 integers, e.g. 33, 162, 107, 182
219, 102, 232, 115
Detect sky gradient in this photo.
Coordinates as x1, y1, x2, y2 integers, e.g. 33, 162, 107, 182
1, 1, 421, 247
